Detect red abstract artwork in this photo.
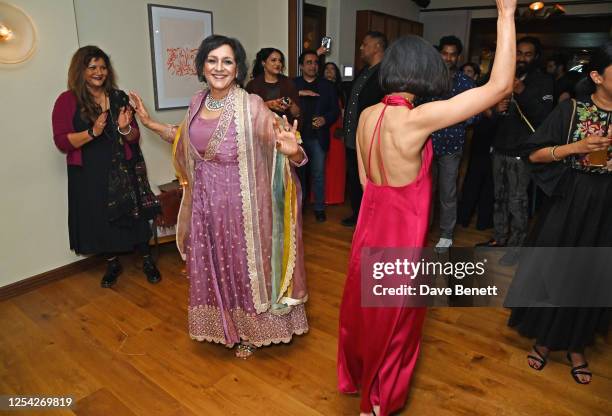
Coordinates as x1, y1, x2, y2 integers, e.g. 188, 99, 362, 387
166, 47, 198, 76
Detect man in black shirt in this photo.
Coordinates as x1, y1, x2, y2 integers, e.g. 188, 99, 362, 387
479, 36, 554, 265
341, 31, 387, 226
293, 50, 340, 222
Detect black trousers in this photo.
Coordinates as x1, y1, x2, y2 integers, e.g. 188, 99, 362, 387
346, 147, 363, 218
492, 152, 530, 246
458, 148, 494, 229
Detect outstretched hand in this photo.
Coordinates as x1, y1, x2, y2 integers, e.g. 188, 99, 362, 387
128, 91, 151, 127
273, 115, 300, 157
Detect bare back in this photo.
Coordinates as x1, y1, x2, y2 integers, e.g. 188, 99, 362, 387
357, 102, 429, 187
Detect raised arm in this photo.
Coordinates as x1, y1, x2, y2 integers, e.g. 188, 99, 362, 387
128, 92, 178, 143
412, 0, 516, 136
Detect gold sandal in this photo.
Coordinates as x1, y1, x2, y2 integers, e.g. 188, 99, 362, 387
235, 343, 256, 359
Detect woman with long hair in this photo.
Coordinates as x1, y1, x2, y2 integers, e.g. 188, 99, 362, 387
337, 1, 517, 414
52, 46, 161, 288
321, 61, 346, 205
129, 35, 309, 359
246, 48, 300, 124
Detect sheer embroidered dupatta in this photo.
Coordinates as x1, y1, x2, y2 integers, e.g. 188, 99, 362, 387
173, 87, 307, 315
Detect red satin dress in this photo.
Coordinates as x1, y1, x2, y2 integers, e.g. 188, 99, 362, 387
337, 95, 431, 416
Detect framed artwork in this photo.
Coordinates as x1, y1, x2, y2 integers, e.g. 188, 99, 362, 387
147, 4, 213, 110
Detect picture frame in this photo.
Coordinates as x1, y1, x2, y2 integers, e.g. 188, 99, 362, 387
147, 4, 213, 110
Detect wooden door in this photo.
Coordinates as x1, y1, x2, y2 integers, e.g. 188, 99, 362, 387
303, 4, 326, 54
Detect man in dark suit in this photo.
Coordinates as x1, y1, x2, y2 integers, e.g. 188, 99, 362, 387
341, 31, 387, 226
293, 50, 340, 222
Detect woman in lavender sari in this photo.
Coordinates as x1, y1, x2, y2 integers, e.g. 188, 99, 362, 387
130, 35, 309, 358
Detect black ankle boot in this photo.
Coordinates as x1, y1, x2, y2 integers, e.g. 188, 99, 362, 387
143, 256, 161, 284
101, 258, 122, 288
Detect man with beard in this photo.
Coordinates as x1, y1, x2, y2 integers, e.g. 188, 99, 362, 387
293, 50, 340, 222
341, 31, 387, 227
429, 35, 477, 252
478, 36, 554, 265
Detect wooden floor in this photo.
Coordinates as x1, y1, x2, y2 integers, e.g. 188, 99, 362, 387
1, 204, 610, 416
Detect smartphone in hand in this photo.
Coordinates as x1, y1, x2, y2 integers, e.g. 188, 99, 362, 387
321, 36, 332, 51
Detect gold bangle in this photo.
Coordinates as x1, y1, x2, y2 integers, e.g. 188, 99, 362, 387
550, 145, 561, 162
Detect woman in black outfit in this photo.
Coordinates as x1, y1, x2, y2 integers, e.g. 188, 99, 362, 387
508, 41, 612, 384
52, 46, 161, 288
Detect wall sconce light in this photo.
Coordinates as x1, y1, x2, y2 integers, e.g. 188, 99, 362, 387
522, 2, 566, 20
529, 2, 545, 11
0, 23, 14, 41
0, 2, 37, 64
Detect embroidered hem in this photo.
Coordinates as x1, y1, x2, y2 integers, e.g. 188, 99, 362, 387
188, 304, 309, 348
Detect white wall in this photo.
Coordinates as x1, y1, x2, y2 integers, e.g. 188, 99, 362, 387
0, 0, 79, 286
305, 0, 341, 65
421, 10, 472, 55
257, 0, 289, 63
0, 0, 288, 288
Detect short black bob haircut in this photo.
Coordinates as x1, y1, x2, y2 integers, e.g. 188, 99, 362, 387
438, 35, 463, 55
379, 35, 451, 97
195, 35, 248, 86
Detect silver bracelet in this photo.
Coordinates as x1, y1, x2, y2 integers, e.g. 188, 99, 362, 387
118, 124, 132, 136
550, 145, 561, 162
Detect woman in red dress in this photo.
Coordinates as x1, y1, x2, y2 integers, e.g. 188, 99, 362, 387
322, 62, 346, 204
337, 1, 517, 415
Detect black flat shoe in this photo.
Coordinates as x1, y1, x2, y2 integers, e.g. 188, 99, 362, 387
143, 256, 162, 284
314, 210, 326, 222
101, 259, 122, 288
341, 215, 357, 227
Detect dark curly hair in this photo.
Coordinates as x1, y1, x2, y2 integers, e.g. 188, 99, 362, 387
251, 48, 285, 79
68, 45, 118, 122
194, 35, 248, 87
438, 35, 463, 55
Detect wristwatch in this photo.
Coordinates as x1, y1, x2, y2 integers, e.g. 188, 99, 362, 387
87, 127, 99, 139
